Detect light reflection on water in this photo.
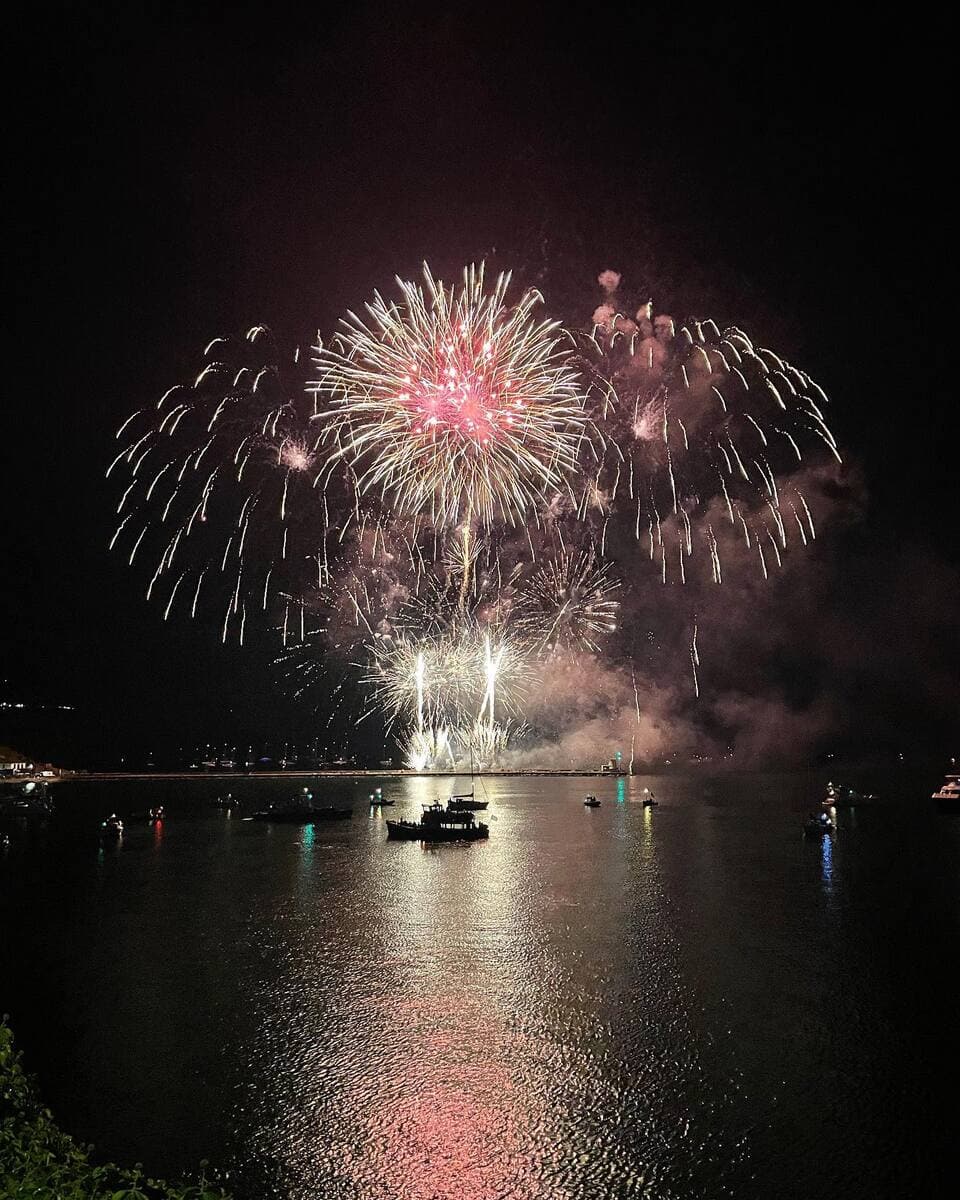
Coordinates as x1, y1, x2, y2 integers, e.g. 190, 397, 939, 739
232, 777, 748, 1199
1, 772, 956, 1200
820, 830, 833, 893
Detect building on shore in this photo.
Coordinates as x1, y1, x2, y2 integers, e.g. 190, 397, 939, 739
0, 746, 34, 775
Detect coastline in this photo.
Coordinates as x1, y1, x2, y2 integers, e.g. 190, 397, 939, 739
41, 768, 631, 782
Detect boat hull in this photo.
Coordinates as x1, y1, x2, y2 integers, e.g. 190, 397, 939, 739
251, 808, 353, 824
386, 820, 488, 842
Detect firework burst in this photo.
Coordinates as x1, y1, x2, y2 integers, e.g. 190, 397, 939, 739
570, 289, 838, 585
108, 262, 844, 769
106, 327, 328, 645
310, 263, 590, 532
517, 550, 621, 655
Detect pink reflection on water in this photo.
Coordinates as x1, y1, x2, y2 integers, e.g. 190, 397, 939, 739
340, 991, 538, 1200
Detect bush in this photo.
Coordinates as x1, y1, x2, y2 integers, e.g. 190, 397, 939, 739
0, 1019, 231, 1199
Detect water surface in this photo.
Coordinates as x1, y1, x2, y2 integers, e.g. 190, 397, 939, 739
1, 772, 955, 1198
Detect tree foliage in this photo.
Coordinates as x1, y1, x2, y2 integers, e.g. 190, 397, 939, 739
1, 1020, 231, 1200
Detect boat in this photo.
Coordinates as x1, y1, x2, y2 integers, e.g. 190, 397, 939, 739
386, 801, 488, 842
584, 794, 601, 807
933, 773, 960, 811
447, 793, 488, 811
250, 790, 352, 824
368, 788, 395, 807
823, 781, 877, 808
250, 804, 352, 824
0, 780, 54, 820
641, 788, 658, 808
804, 815, 835, 836
148, 806, 165, 822
100, 814, 124, 839
445, 749, 488, 811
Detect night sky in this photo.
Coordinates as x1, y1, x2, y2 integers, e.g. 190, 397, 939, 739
4, 5, 956, 765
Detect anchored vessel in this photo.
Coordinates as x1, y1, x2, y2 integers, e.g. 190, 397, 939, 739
447, 791, 488, 812
387, 801, 489, 842
445, 749, 488, 811
823, 781, 877, 808
933, 774, 960, 811
100, 814, 124, 840
251, 806, 352, 824
0, 781, 53, 820
251, 791, 352, 823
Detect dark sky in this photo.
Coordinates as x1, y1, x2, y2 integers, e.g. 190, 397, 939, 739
4, 4, 956, 764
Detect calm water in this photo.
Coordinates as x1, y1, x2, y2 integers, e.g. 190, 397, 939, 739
1, 772, 956, 1199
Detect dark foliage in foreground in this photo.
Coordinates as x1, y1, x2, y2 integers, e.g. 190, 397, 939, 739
0, 1019, 232, 1199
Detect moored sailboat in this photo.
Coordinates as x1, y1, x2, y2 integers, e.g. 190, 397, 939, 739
446, 747, 488, 811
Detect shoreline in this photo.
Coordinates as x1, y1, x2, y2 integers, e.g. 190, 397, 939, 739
40, 768, 634, 782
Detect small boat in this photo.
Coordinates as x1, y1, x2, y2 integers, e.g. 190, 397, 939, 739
447, 794, 488, 811
804, 815, 835, 836
933, 773, 960, 811
445, 749, 488, 810
584, 795, 601, 808
148, 806, 165, 822
387, 802, 489, 842
368, 788, 395, 807
0, 781, 54, 820
641, 789, 658, 808
100, 814, 124, 839
250, 804, 352, 824
823, 781, 877, 808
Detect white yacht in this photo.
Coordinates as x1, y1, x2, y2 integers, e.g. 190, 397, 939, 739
932, 774, 960, 810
